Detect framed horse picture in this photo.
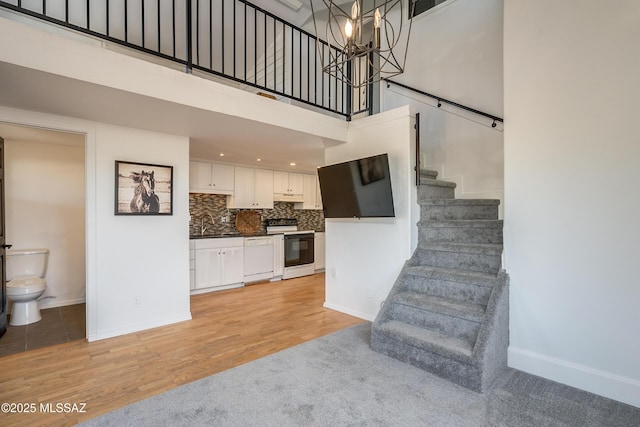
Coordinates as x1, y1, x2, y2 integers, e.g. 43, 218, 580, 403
115, 161, 173, 215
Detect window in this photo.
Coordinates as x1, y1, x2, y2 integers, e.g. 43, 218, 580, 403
412, 0, 449, 17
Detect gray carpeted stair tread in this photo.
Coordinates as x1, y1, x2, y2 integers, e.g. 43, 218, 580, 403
420, 199, 500, 206
393, 291, 486, 323
376, 320, 474, 363
419, 220, 503, 228
419, 242, 503, 255
419, 169, 438, 179
419, 178, 457, 188
406, 266, 499, 288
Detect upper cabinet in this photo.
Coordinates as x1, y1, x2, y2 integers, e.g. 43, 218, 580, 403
273, 171, 304, 202
189, 161, 234, 195
295, 174, 323, 210
227, 167, 274, 209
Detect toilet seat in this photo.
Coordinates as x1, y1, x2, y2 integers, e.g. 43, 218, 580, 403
7, 276, 46, 296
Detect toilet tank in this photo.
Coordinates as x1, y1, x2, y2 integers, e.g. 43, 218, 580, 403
6, 249, 49, 281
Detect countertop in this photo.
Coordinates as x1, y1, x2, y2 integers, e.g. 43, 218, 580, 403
189, 230, 325, 239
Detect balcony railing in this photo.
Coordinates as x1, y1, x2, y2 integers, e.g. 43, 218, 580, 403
0, 0, 371, 119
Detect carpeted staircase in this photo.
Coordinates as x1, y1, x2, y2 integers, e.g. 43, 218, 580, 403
371, 170, 509, 392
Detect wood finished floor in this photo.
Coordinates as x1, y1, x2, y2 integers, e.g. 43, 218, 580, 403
0, 273, 364, 427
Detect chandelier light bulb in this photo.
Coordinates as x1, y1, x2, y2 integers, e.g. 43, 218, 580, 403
351, 1, 359, 20
345, 19, 353, 39
374, 8, 382, 29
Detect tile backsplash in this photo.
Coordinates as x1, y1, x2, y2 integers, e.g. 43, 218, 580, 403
189, 193, 325, 236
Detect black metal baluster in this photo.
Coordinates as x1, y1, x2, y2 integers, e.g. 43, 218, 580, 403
221, 0, 225, 74
273, 18, 276, 92
43, 0, 46, 15
298, 31, 301, 99
186, 0, 192, 72
86, 0, 89, 30
106, 0, 109, 36
157, 0, 161, 53
244, 2, 247, 80
253, 8, 257, 84
233, 0, 236, 78
195, 0, 199, 65
282, 25, 285, 94
124, 0, 128, 43
306, 35, 310, 101
172, 0, 176, 58
263, 12, 266, 87
142, 0, 146, 48
209, 0, 212, 69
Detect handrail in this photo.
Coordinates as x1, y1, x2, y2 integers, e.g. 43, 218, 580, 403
383, 78, 503, 127
0, 0, 362, 119
414, 112, 420, 186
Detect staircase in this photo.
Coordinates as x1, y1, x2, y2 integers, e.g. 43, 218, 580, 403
371, 170, 509, 392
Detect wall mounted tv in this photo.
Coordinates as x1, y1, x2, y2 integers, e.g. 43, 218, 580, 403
318, 153, 395, 218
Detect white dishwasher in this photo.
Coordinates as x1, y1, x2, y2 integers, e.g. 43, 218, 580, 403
244, 236, 275, 282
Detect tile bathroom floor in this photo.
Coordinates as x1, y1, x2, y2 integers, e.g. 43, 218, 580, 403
0, 303, 85, 357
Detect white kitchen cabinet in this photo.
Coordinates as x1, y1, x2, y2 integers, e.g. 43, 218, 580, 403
295, 174, 323, 210
273, 171, 304, 202
314, 232, 325, 271
193, 238, 244, 292
272, 234, 284, 279
189, 241, 196, 290
189, 161, 235, 194
227, 167, 274, 209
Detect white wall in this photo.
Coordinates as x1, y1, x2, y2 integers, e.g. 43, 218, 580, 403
504, 0, 640, 407
324, 106, 418, 320
0, 106, 192, 342
382, 0, 504, 213
5, 137, 85, 309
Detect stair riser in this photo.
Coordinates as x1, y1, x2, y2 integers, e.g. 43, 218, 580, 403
419, 226, 503, 244
420, 205, 499, 221
418, 185, 455, 200
402, 275, 493, 305
415, 249, 501, 274
371, 331, 484, 392
389, 303, 481, 342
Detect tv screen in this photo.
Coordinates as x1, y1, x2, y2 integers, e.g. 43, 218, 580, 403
318, 153, 395, 218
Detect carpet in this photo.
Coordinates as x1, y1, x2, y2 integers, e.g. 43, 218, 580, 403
79, 323, 640, 426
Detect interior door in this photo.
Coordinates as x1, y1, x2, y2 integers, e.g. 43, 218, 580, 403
0, 137, 8, 339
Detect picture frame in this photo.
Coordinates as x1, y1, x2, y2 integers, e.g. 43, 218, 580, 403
115, 160, 173, 215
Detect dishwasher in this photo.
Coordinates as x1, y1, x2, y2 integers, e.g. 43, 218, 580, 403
243, 236, 275, 282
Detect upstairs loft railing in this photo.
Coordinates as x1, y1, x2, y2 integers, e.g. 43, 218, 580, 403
0, 0, 371, 119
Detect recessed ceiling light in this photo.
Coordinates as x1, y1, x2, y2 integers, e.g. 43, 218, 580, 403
219, 153, 225, 157
257, 158, 262, 162
290, 162, 296, 166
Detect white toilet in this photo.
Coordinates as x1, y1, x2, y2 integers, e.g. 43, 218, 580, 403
6, 248, 49, 326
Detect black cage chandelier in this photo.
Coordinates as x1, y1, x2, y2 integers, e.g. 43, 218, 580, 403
310, 0, 414, 89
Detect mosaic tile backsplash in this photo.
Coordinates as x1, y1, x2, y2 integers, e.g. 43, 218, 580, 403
189, 193, 325, 236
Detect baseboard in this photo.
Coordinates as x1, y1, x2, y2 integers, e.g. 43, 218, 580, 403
89, 312, 192, 342
323, 302, 373, 322
509, 346, 640, 408
38, 297, 86, 310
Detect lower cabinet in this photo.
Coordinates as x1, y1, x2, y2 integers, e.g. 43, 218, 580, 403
273, 234, 284, 279
193, 238, 244, 292
315, 232, 325, 271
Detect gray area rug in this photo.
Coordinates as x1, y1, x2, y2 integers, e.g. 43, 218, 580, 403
80, 323, 639, 426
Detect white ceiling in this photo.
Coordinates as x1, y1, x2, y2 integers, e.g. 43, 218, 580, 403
0, 59, 337, 173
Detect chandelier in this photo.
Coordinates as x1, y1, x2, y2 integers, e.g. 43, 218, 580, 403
310, 0, 414, 89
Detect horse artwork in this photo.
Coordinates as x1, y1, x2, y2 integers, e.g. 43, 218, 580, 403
129, 170, 160, 213
115, 161, 173, 215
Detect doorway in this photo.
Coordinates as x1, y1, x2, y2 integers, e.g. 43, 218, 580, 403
0, 124, 86, 356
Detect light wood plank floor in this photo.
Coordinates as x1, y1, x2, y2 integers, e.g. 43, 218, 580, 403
0, 273, 364, 426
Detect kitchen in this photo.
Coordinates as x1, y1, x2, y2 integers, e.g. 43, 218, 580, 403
188, 161, 325, 294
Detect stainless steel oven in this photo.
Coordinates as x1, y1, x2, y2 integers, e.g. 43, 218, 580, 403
284, 232, 314, 268
266, 218, 316, 280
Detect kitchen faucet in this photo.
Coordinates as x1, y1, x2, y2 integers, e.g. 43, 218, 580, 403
200, 213, 216, 236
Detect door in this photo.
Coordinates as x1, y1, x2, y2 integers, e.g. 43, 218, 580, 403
0, 138, 8, 339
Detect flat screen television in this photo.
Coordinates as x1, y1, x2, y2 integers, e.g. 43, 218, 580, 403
318, 153, 395, 218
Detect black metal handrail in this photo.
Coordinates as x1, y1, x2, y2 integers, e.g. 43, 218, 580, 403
384, 78, 503, 127
0, 0, 363, 119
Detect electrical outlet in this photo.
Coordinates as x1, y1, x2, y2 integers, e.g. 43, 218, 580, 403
134, 296, 142, 308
